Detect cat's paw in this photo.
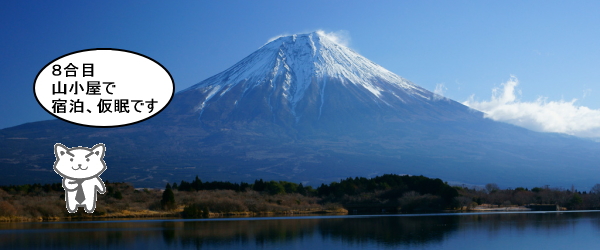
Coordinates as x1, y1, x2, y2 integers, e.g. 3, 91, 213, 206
66, 201, 78, 213
63, 178, 78, 191
84, 202, 95, 213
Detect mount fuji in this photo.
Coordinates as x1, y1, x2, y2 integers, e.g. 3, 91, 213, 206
2, 32, 600, 189
165, 32, 478, 133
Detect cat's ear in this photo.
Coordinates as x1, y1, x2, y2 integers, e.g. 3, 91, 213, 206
54, 143, 69, 159
91, 143, 105, 159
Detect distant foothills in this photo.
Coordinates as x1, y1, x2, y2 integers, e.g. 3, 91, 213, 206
4, 32, 600, 190
1, 173, 599, 222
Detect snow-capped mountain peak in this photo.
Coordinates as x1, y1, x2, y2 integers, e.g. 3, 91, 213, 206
183, 32, 434, 119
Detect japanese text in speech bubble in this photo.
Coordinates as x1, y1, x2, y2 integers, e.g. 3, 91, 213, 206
34, 48, 174, 127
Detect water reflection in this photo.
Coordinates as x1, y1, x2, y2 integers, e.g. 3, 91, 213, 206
160, 219, 320, 248
1, 212, 600, 249
319, 216, 459, 246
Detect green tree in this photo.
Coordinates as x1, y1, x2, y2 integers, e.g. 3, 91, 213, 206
281, 181, 298, 194
192, 176, 203, 191
266, 181, 285, 195
532, 187, 543, 193
297, 183, 307, 196
182, 204, 208, 218
113, 190, 123, 200
161, 183, 176, 210
253, 179, 266, 192
568, 193, 583, 209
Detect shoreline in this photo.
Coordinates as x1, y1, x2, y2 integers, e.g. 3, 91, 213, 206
0, 208, 349, 223
2, 206, 593, 224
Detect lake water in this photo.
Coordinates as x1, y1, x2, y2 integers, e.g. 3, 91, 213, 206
2, 211, 600, 249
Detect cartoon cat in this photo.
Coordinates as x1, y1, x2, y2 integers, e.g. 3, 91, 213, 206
53, 143, 107, 213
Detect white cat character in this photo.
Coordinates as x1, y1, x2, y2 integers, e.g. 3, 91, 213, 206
53, 143, 107, 213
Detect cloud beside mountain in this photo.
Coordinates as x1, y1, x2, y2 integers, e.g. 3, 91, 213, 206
464, 76, 600, 139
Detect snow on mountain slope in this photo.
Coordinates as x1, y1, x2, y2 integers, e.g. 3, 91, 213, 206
181, 31, 436, 121
3, 32, 600, 189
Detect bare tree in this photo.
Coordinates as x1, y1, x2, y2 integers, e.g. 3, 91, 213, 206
590, 184, 600, 195
485, 183, 499, 194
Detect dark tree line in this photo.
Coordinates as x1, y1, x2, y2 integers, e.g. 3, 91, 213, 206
315, 174, 459, 212
174, 176, 315, 195
176, 176, 251, 192
457, 184, 600, 210
316, 174, 458, 202
170, 174, 459, 213
9, 174, 600, 216
1, 183, 63, 194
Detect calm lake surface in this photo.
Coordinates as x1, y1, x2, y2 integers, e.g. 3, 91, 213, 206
2, 211, 600, 249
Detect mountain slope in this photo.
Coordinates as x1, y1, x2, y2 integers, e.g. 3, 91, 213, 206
1, 32, 599, 189
162, 32, 480, 134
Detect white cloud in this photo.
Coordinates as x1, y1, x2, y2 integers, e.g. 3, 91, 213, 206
266, 33, 290, 44
433, 83, 448, 101
463, 76, 600, 139
315, 30, 351, 47
265, 30, 351, 48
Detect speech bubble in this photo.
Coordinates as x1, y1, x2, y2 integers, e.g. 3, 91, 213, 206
34, 48, 174, 127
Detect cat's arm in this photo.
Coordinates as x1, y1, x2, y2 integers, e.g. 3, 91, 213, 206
63, 178, 78, 191
94, 177, 106, 194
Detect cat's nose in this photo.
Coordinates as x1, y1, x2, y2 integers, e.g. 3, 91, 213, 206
78, 164, 82, 167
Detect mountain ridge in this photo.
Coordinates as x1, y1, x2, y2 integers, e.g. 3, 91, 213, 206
1, 32, 599, 189
165, 31, 482, 135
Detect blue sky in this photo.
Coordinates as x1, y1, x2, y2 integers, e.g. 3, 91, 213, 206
2, 1, 599, 137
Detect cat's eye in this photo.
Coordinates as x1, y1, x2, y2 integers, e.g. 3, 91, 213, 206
70, 158, 73, 162
86, 158, 90, 162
